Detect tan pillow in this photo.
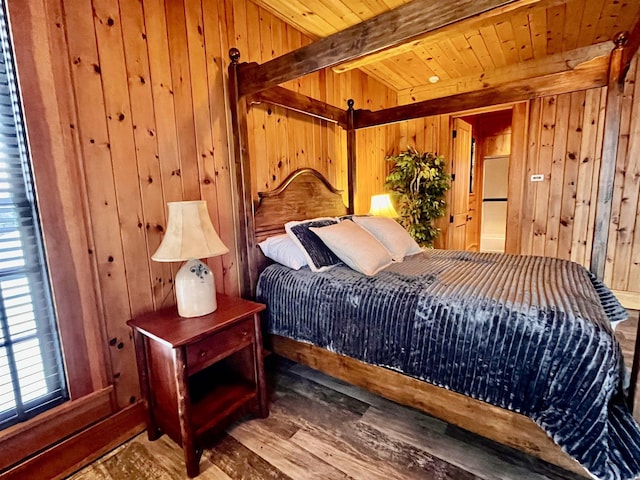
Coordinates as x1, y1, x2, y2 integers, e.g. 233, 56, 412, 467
352, 216, 422, 261
310, 220, 393, 276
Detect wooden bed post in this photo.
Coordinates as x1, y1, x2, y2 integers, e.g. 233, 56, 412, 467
228, 48, 255, 298
346, 99, 356, 214
590, 33, 628, 280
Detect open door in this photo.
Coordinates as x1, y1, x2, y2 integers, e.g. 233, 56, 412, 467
450, 118, 472, 250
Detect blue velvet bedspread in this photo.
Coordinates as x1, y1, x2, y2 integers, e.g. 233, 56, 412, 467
256, 250, 640, 480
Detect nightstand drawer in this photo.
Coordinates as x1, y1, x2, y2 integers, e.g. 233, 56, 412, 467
186, 318, 255, 374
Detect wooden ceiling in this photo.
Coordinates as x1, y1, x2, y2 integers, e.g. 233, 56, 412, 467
252, 0, 640, 104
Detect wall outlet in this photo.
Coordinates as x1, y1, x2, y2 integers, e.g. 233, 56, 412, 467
530, 174, 545, 182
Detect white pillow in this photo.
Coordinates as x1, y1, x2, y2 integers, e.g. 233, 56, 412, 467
310, 220, 393, 276
258, 234, 308, 270
352, 216, 422, 262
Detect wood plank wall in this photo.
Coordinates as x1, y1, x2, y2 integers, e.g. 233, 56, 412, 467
518, 89, 607, 268
15, 0, 395, 410
605, 55, 640, 293
353, 82, 399, 214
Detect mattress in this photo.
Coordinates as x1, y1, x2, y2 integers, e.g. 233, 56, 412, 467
256, 249, 640, 480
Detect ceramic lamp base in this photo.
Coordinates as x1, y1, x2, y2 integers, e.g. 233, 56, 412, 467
175, 259, 217, 318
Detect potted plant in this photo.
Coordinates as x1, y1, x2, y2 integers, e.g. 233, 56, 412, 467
384, 147, 450, 247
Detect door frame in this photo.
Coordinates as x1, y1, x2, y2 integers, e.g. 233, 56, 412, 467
446, 102, 528, 253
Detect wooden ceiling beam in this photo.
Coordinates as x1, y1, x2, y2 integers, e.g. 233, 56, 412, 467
333, 0, 567, 74
354, 56, 609, 129
236, 0, 520, 97
397, 41, 612, 104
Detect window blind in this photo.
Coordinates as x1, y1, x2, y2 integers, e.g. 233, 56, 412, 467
0, 1, 68, 430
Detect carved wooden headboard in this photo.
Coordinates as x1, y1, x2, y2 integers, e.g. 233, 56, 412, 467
248, 168, 348, 293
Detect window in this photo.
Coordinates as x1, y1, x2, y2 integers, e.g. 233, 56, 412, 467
0, 2, 68, 430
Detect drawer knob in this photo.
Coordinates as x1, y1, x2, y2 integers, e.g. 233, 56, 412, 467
242, 330, 248, 337
199, 350, 206, 358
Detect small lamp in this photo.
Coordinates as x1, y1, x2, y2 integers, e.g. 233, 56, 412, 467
369, 194, 399, 218
152, 201, 228, 318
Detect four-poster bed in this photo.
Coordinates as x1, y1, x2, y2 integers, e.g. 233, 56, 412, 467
225, 4, 640, 476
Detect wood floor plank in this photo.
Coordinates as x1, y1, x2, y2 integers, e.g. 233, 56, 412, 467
291, 428, 451, 480
228, 418, 352, 480
347, 415, 479, 479
360, 406, 569, 480
444, 425, 582, 480
273, 369, 370, 416
70, 441, 181, 480
204, 435, 292, 480
69, 436, 233, 480
286, 362, 446, 430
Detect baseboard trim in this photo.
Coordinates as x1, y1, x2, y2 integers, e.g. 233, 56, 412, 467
1, 401, 145, 480
0, 387, 114, 472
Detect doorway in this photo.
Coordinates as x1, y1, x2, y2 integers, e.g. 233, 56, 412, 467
450, 108, 514, 253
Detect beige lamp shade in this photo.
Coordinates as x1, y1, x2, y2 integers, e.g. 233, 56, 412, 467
369, 194, 399, 218
152, 201, 228, 262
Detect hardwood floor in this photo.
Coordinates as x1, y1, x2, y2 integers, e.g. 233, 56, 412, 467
69, 356, 591, 480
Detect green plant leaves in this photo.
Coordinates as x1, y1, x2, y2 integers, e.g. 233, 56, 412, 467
384, 147, 450, 247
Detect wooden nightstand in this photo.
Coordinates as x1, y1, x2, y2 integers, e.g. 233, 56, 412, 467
127, 294, 267, 477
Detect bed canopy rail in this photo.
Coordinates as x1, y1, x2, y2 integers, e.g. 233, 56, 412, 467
247, 87, 347, 128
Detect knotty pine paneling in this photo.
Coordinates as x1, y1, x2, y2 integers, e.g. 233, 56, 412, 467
605, 55, 640, 293
396, 111, 514, 251
17, 0, 395, 409
518, 89, 606, 269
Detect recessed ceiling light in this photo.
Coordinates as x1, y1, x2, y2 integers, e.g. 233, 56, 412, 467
429, 75, 440, 84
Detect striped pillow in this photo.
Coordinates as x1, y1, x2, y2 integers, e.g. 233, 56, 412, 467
285, 218, 341, 272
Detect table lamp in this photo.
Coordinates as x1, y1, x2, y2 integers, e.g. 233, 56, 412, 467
369, 194, 399, 218
152, 201, 228, 317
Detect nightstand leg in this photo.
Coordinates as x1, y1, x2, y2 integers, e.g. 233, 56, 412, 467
174, 347, 199, 477
253, 313, 269, 418
147, 426, 161, 441
185, 449, 200, 478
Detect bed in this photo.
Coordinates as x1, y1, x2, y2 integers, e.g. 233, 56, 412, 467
244, 168, 639, 480
226, 37, 640, 477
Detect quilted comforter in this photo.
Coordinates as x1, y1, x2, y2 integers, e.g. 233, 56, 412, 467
256, 250, 640, 480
